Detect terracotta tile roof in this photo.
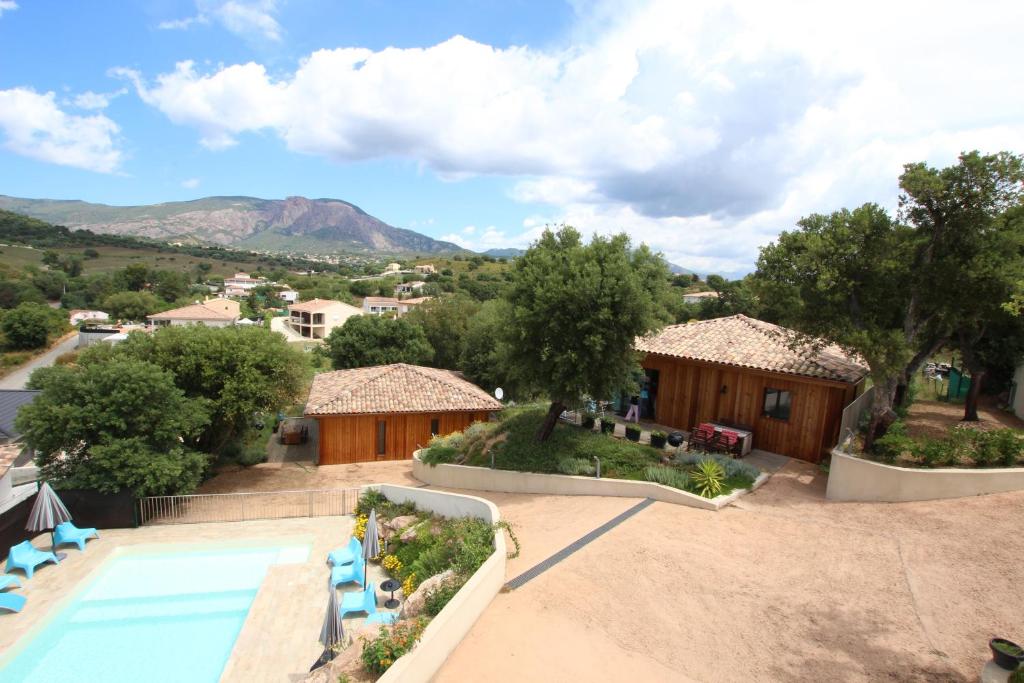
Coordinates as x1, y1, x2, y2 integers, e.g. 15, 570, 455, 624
363, 297, 400, 305
636, 314, 868, 383
148, 301, 237, 321
288, 298, 350, 313
0, 444, 20, 477
304, 363, 503, 416
401, 297, 432, 305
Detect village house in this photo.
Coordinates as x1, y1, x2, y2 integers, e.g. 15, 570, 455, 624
394, 281, 426, 295
223, 272, 268, 292
413, 264, 436, 275
304, 363, 501, 464
635, 315, 868, 462
147, 298, 240, 328
682, 291, 720, 305
285, 299, 362, 339
0, 390, 41, 515
67, 309, 109, 326
362, 296, 401, 316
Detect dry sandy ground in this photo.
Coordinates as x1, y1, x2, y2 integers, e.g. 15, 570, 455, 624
204, 459, 1024, 682
905, 396, 1024, 440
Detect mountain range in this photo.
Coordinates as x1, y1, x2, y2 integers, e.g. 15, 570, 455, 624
0, 194, 693, 272
0, 194, 463, 255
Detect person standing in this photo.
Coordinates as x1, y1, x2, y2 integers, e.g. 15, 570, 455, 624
625, 394, 640, 422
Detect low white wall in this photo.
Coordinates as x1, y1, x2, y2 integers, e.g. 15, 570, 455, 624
826, 450, 1024, 502
412, 451, 730, 511
367, 484, 506, 683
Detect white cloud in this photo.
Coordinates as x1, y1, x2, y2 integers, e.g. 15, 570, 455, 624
72, 88, 127, 110
124, 0, 1024, 272
0, 1, 17, 18
0, 88, 123, 173
181, 177, 201, 189
159, 1, 281, 41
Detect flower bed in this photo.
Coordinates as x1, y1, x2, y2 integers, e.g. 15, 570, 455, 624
868, 420, 1024, 469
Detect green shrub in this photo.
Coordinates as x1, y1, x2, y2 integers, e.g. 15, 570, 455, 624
914, 439, 955, 468
625, 424, 641, 435
689, 459, 725, 498
676, 452, 760, 480
1008, 665, 1024, 683
872, 422, 914, 463
651, 430, 666, 439
643, 465, 690, 490
360, 618, 428, 674
975, 429, 1024, 467
356, 489, 417, 519
423, 577, 466, 616
557, 457, 595, 476
421, 445, 459, 466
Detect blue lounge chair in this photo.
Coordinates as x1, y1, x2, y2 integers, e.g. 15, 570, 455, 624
0, 593, 26, 613
0, 574, 22, 591
53, 522, 99, 551
338, 583, 377, 619
330, 555, 365, 588
327, 537, 361, 566
365, 612, 399, 626
6, 541, 58, 579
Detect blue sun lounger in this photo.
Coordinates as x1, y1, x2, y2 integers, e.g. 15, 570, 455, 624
365, 611, 399, 627
0, 593, 26, 613
0, 574, 22, 591
338, 583, 376, 619
6, 541, 59, 579
53, 522, 99, 551
330, 555, 365, 588
327, 537, 361, 566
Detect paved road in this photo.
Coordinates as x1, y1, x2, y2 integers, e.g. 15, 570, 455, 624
0, 334, 78, 390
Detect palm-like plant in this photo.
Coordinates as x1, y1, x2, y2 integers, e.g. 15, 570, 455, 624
690, 459, 725, 498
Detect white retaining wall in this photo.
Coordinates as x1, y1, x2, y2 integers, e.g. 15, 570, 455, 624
369, 484, 506, 683
826, 450, 1024, 502
411, 451, 766, 511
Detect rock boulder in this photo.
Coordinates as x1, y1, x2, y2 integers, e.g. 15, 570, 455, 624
401, 569, 456, 618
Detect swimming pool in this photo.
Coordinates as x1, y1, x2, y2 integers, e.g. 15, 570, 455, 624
1, 545, 310, 682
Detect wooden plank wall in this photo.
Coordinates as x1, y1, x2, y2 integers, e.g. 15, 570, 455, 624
642, 354, 853, 462
315, 411, 490, 465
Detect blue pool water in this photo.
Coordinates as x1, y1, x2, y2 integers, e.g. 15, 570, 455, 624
1, 545, 309, 682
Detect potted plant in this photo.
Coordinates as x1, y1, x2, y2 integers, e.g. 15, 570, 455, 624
581, 412, 596, 430
600, 417, 616, 435
650, 430, 667, 449
625, 424, 641, 442
990, 638, 1024, 671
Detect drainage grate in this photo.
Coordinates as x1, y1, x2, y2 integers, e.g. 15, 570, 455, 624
503, 497, 656, 590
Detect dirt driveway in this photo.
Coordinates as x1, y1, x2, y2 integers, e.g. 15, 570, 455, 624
202, 460, 1024, 681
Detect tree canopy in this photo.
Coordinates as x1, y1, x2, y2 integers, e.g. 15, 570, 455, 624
0, 302, 66, 350
503, 226, 672, 440
404, 293, 480, 369
325, 314, 434, 370
17, 358, 209, 496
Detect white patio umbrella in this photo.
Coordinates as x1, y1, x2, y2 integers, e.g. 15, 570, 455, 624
26, 482, 72, 552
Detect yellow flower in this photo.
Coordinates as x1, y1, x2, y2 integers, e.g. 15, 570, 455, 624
402, 573, 417, 596
353, 514, 368, 541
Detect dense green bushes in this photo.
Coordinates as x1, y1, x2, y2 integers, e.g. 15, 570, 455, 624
868, 420, 1024, 468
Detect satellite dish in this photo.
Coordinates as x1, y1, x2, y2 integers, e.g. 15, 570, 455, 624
495, 387, 504, 400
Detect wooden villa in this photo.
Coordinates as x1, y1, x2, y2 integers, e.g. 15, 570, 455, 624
304, 364, 501, 465
635, 315, 869, 463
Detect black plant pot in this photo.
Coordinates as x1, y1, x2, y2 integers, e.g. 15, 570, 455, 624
990, 638, 1024, 671
650, 434, 667, 449
625, 429, 641, 442
600, 420, 616, 434
581, 417, 595, 430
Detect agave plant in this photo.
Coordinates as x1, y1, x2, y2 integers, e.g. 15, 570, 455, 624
690, 459, 725, 498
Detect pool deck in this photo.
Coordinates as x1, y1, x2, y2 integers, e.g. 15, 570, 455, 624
0, 516, 387, 683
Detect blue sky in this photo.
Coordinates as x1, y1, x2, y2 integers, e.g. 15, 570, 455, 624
1, 1, 1022, 275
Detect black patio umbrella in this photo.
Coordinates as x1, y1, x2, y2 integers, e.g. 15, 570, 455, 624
26, 482, 72, 554
310, 585, 346, 671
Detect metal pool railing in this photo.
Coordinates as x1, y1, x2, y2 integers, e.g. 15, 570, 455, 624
138, 487, 363, 525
